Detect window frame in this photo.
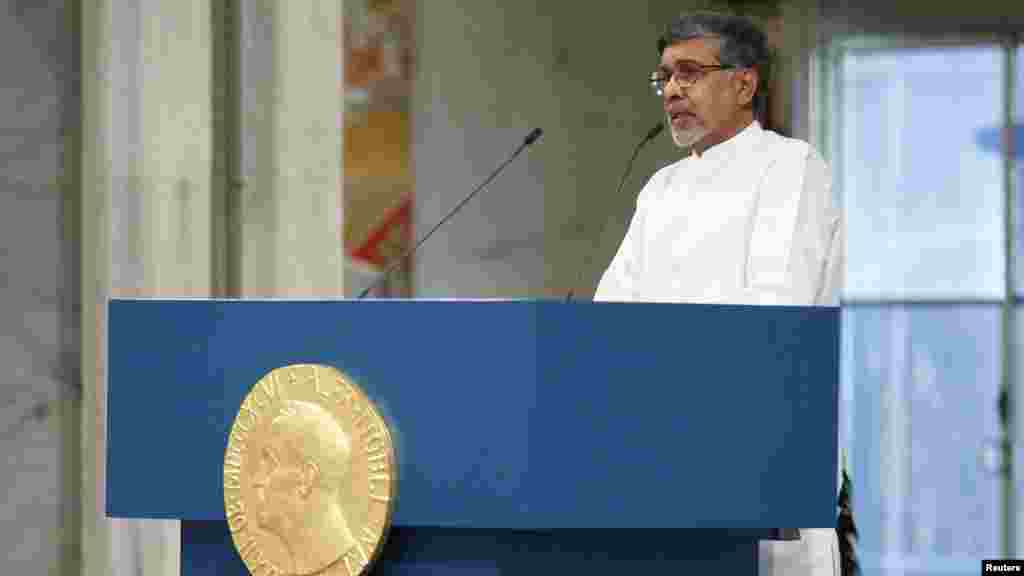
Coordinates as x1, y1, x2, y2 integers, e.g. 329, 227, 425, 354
817, 33, 1022, 564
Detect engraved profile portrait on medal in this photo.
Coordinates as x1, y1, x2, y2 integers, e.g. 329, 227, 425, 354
256, 400, 356, 573
224, 364, 396, 576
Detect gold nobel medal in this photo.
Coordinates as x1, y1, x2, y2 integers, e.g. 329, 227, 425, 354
223, 364, 396, 576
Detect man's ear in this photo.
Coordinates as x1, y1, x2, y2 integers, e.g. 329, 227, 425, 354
299, 460, 319, 498
736, 67, 759, 107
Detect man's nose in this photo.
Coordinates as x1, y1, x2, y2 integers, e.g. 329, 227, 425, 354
663, 74, 684, 100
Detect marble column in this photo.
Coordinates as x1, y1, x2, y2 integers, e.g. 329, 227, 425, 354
82, 1, 213, 575
0, 1, 80, 574
237, 0, 344, 298
81, 1, 343, 574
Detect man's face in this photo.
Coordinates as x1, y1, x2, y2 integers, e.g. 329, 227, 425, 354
254, 438, 303, 536
659, 37, 753, 150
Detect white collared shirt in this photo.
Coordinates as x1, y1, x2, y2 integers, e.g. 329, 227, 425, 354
595, 121, 842, 307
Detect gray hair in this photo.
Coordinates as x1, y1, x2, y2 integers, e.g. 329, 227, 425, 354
657, 11, 772, 120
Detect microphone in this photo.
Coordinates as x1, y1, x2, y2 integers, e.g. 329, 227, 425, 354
566, 121, 664, 301
357, 128, 545, 299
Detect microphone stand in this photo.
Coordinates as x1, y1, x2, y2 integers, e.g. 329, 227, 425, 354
566, 122, 663, 302
358, 128, 544, 299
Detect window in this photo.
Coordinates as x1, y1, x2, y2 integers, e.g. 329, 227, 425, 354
828, 39, 1019, 575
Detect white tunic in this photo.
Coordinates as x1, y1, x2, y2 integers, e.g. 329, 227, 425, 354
595, 121, 844, 576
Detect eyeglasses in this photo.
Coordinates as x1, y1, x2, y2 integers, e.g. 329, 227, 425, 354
649, 62, 737, 97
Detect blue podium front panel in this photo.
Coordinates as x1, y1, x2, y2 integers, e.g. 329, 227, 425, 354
108, 299, 837, 533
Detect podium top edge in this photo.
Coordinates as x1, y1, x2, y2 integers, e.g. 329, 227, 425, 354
107, 297, 542, 303
106, 297, 836, 309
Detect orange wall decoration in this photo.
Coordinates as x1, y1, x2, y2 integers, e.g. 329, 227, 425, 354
343, 0, 415, 294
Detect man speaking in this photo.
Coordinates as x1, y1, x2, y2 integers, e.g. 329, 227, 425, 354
594, 12, 845, 576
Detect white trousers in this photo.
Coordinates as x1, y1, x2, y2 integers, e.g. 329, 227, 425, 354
759, 528, 840, 576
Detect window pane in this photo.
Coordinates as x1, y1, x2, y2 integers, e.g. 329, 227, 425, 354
840, 46, 1005, 300
844, 306, 1002, 575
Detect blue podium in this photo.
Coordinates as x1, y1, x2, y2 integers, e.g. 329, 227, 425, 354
107, 299, 838, 574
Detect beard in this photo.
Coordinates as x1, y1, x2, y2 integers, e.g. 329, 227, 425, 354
669, 123, 710, 150
667, 113, 709, 150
